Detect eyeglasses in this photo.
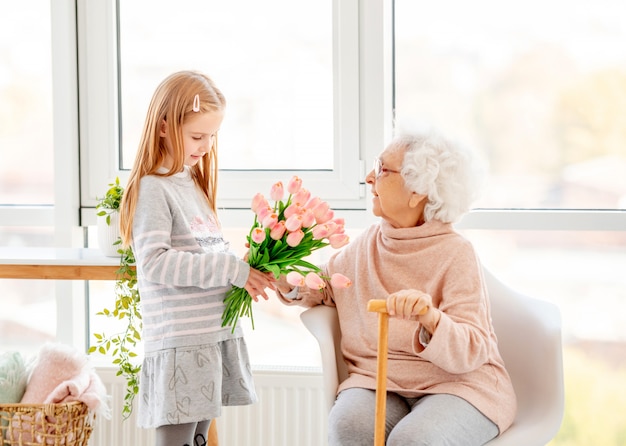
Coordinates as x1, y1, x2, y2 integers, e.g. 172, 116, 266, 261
373, 157, 401, 179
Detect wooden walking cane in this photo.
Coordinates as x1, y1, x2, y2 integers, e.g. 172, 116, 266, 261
368, 299, 429, 446
367, 299, 390, 446
207, 419, 219, 445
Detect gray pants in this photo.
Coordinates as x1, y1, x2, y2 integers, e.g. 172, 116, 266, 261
329, 388, 499, 446
155, 420, 211, 446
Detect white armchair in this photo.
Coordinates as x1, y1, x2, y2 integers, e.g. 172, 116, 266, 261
300, 267, 564, 445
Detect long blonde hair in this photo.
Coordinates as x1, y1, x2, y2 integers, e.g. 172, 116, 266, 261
119, 71, 226, 248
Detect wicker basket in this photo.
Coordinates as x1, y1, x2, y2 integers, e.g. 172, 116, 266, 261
0, 401, 94, 446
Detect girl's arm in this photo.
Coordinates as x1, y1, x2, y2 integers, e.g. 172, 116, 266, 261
132, 176, 249, 289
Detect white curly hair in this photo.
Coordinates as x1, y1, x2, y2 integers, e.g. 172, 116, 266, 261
392, 127, 486, 223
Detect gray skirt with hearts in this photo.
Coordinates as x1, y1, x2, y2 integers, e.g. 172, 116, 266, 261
137, 337, 257, 428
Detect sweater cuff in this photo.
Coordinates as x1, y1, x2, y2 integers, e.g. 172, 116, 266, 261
275, 286, 303, 306
232, 260, 250, 288
282, 286, 301, 300
418, 325, 432, 348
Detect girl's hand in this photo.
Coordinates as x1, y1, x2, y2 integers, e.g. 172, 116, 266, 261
386, 289, 440, 333
244, 267, 276, 302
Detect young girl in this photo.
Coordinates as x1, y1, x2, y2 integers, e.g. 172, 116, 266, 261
119, 70, 274, 446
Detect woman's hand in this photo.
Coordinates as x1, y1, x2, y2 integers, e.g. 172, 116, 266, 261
275, 274, 294, 295
387, 289, 440, 334
244, 267, 276, 302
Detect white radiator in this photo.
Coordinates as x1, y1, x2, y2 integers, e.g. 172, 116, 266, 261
91, 367, 327, 446
89, 368, 155, 446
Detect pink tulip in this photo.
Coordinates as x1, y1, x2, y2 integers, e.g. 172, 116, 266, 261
330, 273, 352, 289
270, 221, 287, 240
332, 217, 345, 230
262, 212, 278, 229
323, 221, 340, 236
329, 233, 349, 249
305, 196, 321, 210
286, 271, 306, 287
292, 188, 311, 206
285, 214, 303, 232
251, 193, 267, 213
313, 201, 330, 222
284, 203, 302, 219
270, 181, 284, 201
301, 208, 316, 228
286, 229, 305, 247
305, 272, 326, 290
316, 208, 334, 225
251, 227, 266, 244
287, 176, 303, 194
256, 205, 272, 221
312, 224, 331, 240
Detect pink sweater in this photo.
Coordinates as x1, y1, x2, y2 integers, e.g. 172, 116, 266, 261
282, 219, 516, 434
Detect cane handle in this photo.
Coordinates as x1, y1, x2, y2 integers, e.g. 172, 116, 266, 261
367, 298, 430, 316
367, 299, 388, 313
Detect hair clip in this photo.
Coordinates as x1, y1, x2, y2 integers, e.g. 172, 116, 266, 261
192, 94, 200, 112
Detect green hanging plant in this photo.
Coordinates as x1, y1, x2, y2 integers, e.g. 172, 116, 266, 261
89, 180, 142, 419
95, 177, 124, 225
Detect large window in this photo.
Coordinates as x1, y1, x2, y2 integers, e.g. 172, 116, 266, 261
79, 0, 362, 215
394, 0, 626, 210
0, 1, 54, 205
395, 1, 626, 443
119, 0, 334, 172
0, 0, 57, 355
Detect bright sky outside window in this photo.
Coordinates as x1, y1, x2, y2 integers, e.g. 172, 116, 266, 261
118, 0, 334, 171
0, 0, 54, 205
394, 0, 626, 210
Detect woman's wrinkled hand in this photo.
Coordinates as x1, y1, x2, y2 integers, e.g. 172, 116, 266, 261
386, 289, 441, 334
386, 289, 432, 319
275, 274, 294, 295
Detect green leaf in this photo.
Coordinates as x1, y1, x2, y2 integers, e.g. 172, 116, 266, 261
293, 259, 321, 270
88, 239, 142, 419
265, 263, 281, 278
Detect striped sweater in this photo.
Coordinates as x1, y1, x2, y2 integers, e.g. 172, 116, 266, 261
132, 168, 250, 353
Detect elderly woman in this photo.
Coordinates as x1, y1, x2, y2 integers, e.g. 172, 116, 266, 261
277, 128, 517, 445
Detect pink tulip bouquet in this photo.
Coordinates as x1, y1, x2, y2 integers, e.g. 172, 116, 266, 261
222, 176, 351, 331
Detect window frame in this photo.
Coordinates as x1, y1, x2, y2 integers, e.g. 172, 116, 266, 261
0, 0, 84, 351
77, 0, 365, 228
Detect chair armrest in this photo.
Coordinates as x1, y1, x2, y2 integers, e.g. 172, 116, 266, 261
300, 305, 343, 412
